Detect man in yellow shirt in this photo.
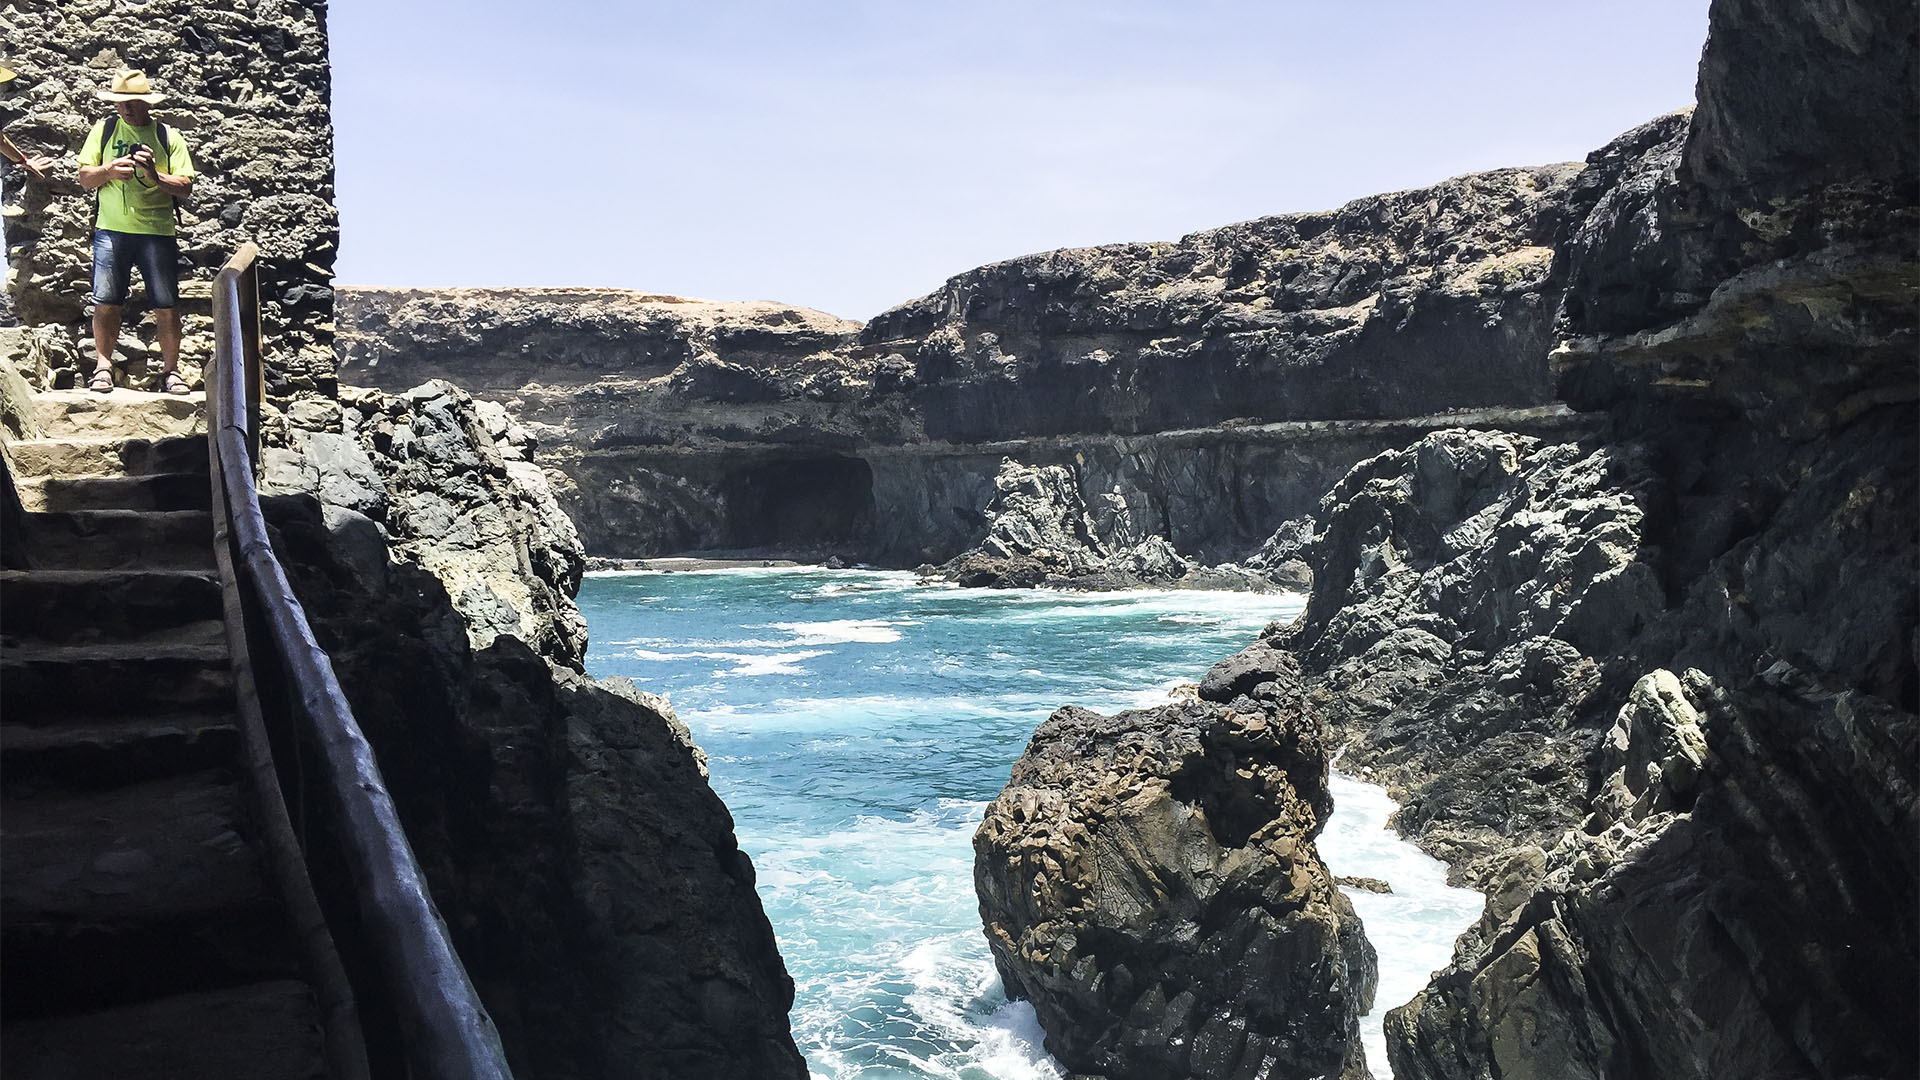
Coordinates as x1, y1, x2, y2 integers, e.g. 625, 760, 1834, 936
75, 69, 195, 394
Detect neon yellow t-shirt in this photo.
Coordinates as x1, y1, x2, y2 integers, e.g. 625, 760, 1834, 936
76, 117, 196, 236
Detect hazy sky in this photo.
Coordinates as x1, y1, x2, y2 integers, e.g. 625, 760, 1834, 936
330, 1, 1711, 321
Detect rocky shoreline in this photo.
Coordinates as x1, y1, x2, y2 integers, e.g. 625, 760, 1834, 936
970, 1, 1916, 1077
1, 0, 1909, 1076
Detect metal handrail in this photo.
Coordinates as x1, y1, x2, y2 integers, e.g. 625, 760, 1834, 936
209, 244, 513, 1079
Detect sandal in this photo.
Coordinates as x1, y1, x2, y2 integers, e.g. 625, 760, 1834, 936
88, 363, 115, 393
161, 370, 191, 396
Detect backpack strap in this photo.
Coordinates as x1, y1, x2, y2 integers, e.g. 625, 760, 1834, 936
153, 121, 181, 222
91, 116, 113, 219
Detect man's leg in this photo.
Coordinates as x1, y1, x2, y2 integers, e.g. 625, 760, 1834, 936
90, 304, 121, 387
89, 229, 130, 389
154, 306, 181, 374
134, 234, 186, 392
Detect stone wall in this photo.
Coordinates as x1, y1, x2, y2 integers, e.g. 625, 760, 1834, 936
2, 0, 336, 395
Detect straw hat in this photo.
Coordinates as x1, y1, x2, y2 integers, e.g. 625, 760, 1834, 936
97, 68, 165, 104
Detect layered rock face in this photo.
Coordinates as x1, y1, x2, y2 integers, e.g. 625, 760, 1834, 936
865, 165, 1585, 442
975, 663, 1376, 1080
335, 158, 1615, 564
2, 0, 338, 394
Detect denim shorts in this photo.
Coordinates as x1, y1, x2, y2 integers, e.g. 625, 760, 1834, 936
91, 229, 180, 309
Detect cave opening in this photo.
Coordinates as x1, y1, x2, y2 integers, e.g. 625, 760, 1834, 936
725, 456, 876, 554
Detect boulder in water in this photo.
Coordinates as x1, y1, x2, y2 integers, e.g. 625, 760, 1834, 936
975, 659, 1376, 1080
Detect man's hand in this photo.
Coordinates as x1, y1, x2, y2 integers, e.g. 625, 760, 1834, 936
21, 153, 53, 179
78, 154, 139, 190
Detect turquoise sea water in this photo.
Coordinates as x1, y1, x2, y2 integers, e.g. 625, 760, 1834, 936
579, 569, 1481, 1079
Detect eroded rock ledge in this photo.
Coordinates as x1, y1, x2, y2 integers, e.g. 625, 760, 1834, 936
975, 659, 1376, 1080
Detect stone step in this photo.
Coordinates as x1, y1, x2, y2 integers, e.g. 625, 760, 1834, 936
1, 980, 326, 1080
2, 713, 243, 792
15, 472, 211, 513
0, 770, 296, 1018
6, 434, 207, 480
1, 569, 224, 645
31, 388, 205, 442
1, 641, 232, 719
18, 509, 214, 571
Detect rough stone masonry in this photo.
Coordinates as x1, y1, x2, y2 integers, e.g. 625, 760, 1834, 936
3, 0, 337, 395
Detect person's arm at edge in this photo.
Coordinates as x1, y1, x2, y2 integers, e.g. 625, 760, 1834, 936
0, 132, 51, 177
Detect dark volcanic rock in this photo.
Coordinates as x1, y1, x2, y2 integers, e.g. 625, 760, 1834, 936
254, 378, 809, 1078
935, 458, 1197, 589
264, 494, 808, 1080
974, 668, 1376, 1080
1267, 427, 1662, 882
1244, 3, 1920, 1078
262, 380, 588, 670
1387, 662, 1916, 1080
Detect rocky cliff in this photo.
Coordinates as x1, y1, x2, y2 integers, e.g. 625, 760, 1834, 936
336, 155, 1613, 565
972, 1, 1914, 1077
254, 383, 811, 1078
1177, 1, 1916, 1077
262, 488, 808, 1079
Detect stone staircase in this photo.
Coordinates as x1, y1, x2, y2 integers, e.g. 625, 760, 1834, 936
1, 389, 330, 1079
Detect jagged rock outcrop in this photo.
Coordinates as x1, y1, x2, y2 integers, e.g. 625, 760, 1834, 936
2, 0, 338, 394
1251, 427, 1664, 882
249, 374, 811, 1078
936, 457, 1214, 590
262, 494, 808, 1080
262, 379, 587, 668
975, 658, 1376, 1080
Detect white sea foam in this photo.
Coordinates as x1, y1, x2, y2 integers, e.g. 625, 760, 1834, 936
718, 649, 833, 678
579, 570, 1466, 1080
1119, 677, 1201, 710
770, 619, 913, 645
1320, 772, 1485, 1080
754, 799, 1065, 1080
